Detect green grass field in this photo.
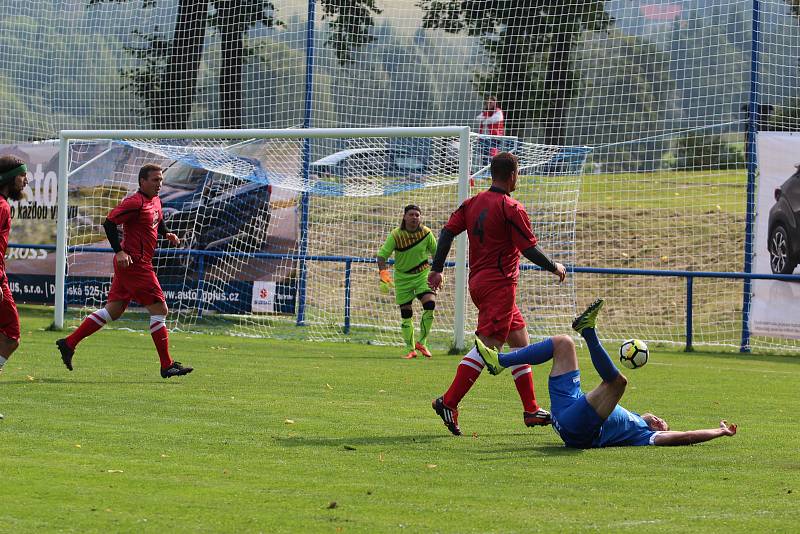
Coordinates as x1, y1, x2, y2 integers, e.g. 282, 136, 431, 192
2, 306, 799, 533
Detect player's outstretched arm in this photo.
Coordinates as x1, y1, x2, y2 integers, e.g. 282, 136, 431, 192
653, 420, 737, 446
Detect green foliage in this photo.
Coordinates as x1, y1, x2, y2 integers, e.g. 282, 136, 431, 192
762, 97, 800, 132
89, 0, 281, 128
319, 0, 382, 64
571, 32, 680, 171
0, 74, 46, 143
119, 30, 170, 120
674, 133, 745, 171
2, 306, 799, 531
0, 13, 137, 140
417, 0, 611, 142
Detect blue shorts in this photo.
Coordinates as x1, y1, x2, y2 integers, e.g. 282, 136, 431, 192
549, 370, 603, 448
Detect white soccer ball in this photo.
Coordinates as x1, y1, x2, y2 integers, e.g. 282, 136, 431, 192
619, 339, 649, 369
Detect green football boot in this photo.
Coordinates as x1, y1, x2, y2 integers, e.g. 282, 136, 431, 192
572, 298, 605, 334
475, 337, 504, 376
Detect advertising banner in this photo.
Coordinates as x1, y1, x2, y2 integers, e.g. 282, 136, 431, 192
2, 142, 298, 315
752, 132, 800, 339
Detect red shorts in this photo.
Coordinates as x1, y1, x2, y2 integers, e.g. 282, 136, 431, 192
0, 279, 20, 341
469, 281, 525, 343
107, 261, 165, 306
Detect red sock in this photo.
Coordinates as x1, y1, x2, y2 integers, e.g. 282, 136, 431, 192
150, 315, 173, 369
510, 364, 538, 412
66, 308, 112, 349
442, 348, 484, 408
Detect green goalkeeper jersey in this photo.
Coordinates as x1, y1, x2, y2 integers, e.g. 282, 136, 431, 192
378, 225, 437, 275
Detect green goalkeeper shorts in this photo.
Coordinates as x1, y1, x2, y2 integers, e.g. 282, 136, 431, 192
395, 270, 434, 306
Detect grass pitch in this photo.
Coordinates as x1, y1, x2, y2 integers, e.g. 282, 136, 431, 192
2, 306, 799, 533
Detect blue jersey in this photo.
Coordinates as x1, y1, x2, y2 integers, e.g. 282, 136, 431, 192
593, 405, 657, 447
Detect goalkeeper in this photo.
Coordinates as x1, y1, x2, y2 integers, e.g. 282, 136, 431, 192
377, 205, 438, 359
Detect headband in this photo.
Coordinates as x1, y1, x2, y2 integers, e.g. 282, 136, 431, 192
0, 164, 27, 182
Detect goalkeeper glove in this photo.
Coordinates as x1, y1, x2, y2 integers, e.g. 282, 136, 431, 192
379, 269, 394, 294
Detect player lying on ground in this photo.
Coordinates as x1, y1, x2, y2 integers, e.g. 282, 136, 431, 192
475, 298, 737, 447
376, 205, 438, 359
56, 164, 193, 379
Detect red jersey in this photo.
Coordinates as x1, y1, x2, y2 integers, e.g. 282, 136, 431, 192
0, 196, 10, 279
443, 186, 538, 286
107, 191, 162, 266
478, 108, 505, 136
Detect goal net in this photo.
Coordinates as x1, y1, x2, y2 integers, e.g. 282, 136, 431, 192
6, 2, 800, 354
56, 128, 586, 350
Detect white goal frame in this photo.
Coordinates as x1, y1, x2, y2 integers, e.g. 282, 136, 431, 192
55, 126, 472, 349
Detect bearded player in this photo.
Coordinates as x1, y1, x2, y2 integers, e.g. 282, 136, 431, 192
377, 204, 438, 359
56, 164, 193, 379
0, 155, 29, 405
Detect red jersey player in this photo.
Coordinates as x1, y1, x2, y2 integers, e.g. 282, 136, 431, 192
476, 96, 505, 137
56, 164, 193, 379
0, 156, 29, 413
427, 152, 570, 436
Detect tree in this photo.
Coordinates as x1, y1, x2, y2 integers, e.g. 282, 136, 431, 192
90, 0, 210, 129
91, 0, 379, 129
214, 1, 280, 129
570, 32, 680, 171
417, 0, 610, 143
674, 133, 745, 171
91, 0, 279, 129
319, 0, 382, 64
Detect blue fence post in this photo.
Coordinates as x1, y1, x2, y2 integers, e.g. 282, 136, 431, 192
344, 259, 352, 334
196, 253, 206, 319
740, 0, 761, 353
296, 0, 316, 327
685, 276, 694, 352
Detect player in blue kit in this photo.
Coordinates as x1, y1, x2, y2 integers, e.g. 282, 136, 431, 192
475, 298, 738, 447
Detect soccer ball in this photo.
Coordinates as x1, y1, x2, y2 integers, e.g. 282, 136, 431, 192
619, 339, 649, 369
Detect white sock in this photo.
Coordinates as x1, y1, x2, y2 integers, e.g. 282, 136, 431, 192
96, 307, 113, 323
460, 347, 485, 373
0, 356, 7, 369
150, 315, 166, 333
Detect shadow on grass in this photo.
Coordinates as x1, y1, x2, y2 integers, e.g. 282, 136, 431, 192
273, 434, 583, 457
686, 350, 800, 365
276, 353, 443, 361
1, 377, 174, 385
477, 445, 583, 457
274, 433, 451, 448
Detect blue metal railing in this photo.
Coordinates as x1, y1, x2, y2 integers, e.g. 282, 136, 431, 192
8, 243, 800, 350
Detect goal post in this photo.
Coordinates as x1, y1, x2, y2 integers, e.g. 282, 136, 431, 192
55, 127, 582, 351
